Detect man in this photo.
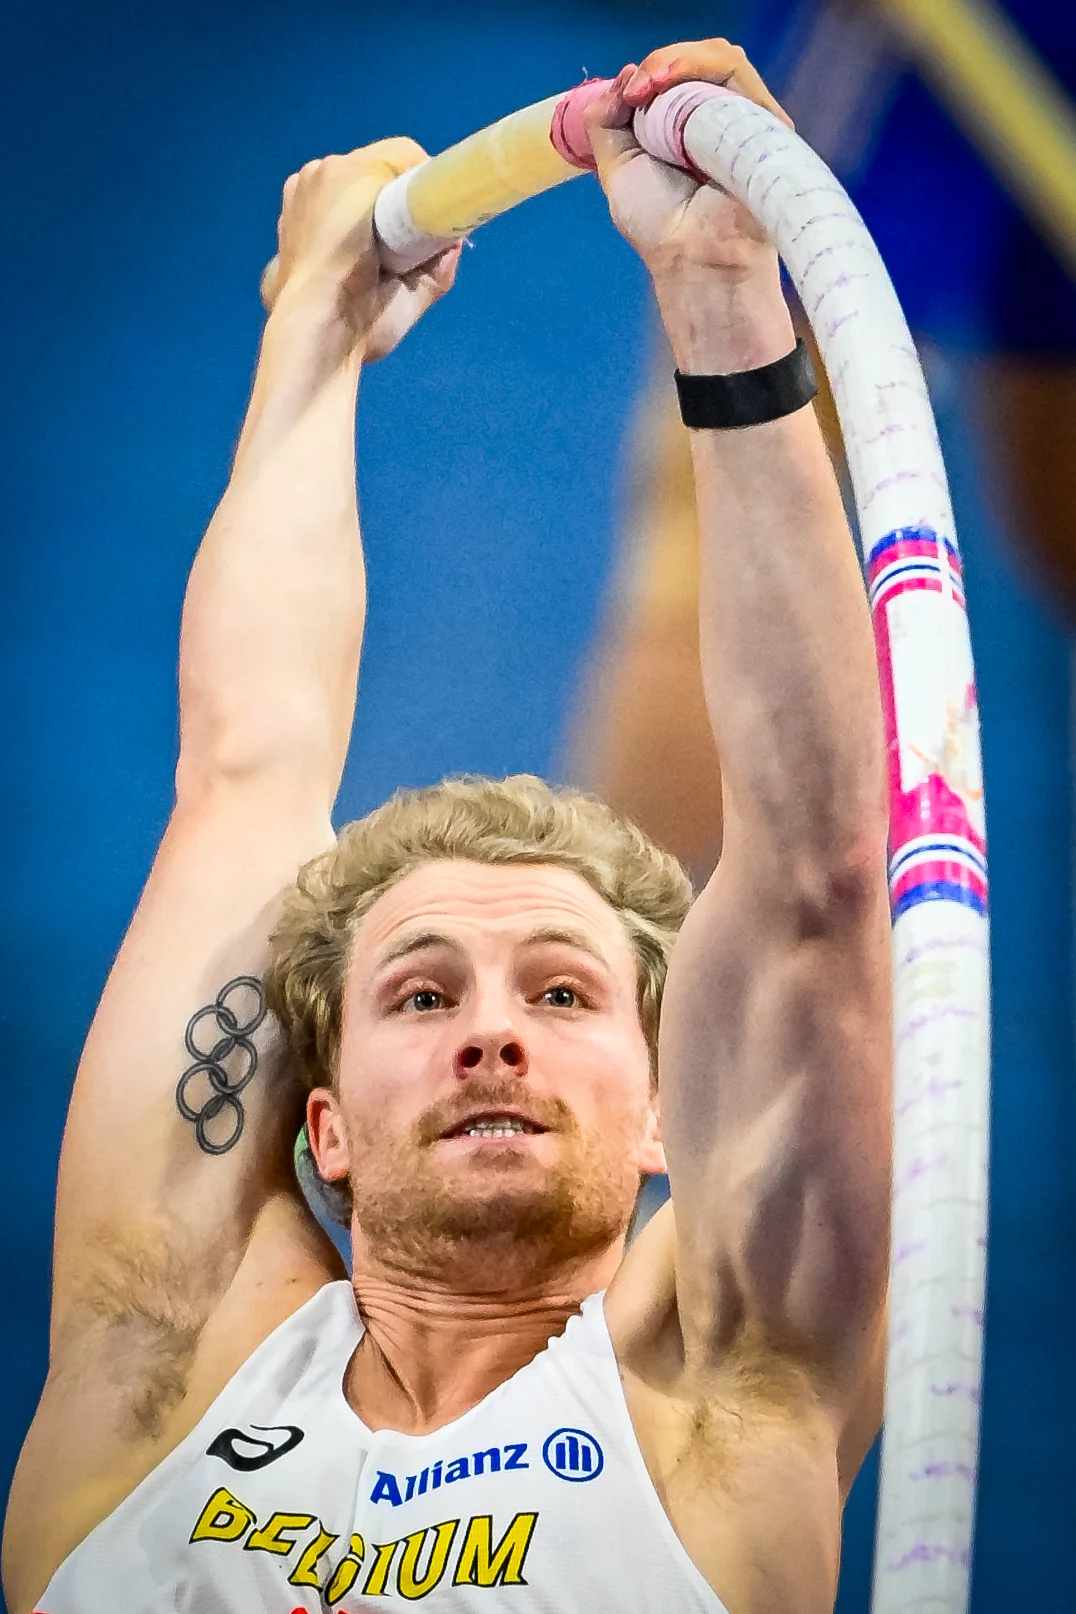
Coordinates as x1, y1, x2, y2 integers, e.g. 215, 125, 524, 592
3, 39, 892, 1614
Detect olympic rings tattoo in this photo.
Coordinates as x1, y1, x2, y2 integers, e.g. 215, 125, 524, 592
176, 976, 267, 1155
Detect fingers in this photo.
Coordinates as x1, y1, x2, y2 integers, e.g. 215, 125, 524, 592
271, 136, 432, 304
278, 137, 429, 217
354, 239, 464, 361
399, 239, 463, 300
582, 66, 641, 186
265, 133, 451, 344
622, 39, 793, 130
364, 245, 461, 361
360, 135, 429, 176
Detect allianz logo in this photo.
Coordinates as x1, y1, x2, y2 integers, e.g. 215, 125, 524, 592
370, 1428, 604, 1506
542, 1427, 604, 1482
370, 1442, 529, 1506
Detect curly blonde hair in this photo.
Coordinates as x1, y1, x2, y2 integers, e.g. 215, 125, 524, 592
265, 774, 693, 1092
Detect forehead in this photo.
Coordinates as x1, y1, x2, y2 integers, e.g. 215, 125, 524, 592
351, 860, 634, 971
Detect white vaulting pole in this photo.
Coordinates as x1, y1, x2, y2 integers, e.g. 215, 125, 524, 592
372, 81, 991, 1614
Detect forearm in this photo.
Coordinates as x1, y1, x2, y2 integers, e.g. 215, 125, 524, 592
177, 284, 366, 800
655, 263, 887, 871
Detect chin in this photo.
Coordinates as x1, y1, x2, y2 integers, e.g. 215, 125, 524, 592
352, 1157, 633, 1281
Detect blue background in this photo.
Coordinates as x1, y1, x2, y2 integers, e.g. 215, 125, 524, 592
2, 2, 1072, 1610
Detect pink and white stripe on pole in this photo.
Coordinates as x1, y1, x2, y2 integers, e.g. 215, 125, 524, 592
375, 79, 991, 1614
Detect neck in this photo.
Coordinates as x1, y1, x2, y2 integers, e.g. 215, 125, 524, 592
345, 1235, 625, 1435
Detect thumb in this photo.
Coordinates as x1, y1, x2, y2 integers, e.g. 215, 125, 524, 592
583, 67, 639, 186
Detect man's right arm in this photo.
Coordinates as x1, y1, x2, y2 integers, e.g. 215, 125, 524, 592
52, 280, 366, 1352
3, 140, 458, 1613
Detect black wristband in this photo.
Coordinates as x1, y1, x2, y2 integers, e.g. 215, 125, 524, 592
674, 339, 819, 430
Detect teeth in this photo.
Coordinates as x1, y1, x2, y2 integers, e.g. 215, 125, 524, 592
464, 1121, 525, 1137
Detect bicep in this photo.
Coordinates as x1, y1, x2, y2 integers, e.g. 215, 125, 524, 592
51, 776, 337, 1358
659, 842, 892, 1391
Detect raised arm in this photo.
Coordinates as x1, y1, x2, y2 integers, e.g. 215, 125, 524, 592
4, 140, 458, 1612
592, 49, 890, 1421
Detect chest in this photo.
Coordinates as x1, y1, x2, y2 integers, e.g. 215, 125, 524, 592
43, 1291, 727, 1614
184, 1422, 567, 1603
109, 1368, 722, 1612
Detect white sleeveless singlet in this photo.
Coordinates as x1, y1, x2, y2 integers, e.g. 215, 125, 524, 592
38, 1282, 726, 1613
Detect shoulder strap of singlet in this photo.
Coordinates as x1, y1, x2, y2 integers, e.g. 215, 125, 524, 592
197, 1279, 361, 1422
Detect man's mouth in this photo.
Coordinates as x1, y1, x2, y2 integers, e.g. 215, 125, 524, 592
441, 1112, 549, 1141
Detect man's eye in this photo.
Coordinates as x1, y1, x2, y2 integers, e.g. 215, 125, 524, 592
404, 989, 445, 1012
543, 985, 578, 1009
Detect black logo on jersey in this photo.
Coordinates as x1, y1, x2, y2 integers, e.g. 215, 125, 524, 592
207, 1423, 305, 1471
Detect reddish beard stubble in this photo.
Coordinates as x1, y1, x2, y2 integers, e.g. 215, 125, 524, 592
346, 1079, 648, 1286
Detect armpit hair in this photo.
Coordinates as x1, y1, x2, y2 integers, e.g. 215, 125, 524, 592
62, 1219, 244, 1440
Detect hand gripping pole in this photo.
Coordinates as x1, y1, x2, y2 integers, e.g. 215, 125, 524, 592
373, 79, 991, 1614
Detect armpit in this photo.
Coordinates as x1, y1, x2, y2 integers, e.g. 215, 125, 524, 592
55, 1219, 243, 1439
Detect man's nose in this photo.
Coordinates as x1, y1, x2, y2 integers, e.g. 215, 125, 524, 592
453, 1032, 529, 1081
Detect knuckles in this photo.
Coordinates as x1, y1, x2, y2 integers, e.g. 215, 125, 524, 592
370, 134, 429, 167
639, 37, 749, 77
279, 137, 427, 211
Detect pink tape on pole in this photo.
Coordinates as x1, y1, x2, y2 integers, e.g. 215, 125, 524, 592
867, 527, 988, 919
552, 77, 731, 181
549, 78, 614, 170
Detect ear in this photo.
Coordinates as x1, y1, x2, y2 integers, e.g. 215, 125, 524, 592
306, 1088, 350, 1183
639, 1088, 666, 1177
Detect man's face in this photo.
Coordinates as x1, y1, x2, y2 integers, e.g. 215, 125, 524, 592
309, 859, 665, 1286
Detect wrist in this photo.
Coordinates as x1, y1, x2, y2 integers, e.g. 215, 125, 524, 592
234, 285, 363, 473
263, 275, 367, 370
652, 259, 796, 374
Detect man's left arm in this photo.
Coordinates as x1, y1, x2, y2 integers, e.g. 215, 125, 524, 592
656, 264, 892, 1408
591, 45, 891, 1424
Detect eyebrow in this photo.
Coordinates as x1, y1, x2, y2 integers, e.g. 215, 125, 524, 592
517, 926, 611, 969
373, 925, 611, 974
375, 931, 462, 971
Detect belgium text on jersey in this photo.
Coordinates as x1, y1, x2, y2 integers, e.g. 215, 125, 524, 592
189, 1487, 538, 1602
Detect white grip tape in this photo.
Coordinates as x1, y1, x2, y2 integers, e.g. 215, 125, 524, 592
374, 164, 461, 275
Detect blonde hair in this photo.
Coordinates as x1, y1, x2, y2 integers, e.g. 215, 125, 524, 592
266, 774, 693, 1092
